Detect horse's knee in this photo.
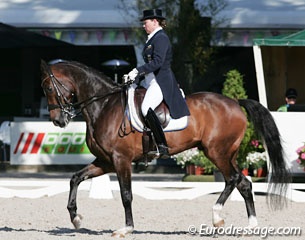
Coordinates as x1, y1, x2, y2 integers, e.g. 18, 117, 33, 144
70, 173, 78, 185
69, 175, 78, 190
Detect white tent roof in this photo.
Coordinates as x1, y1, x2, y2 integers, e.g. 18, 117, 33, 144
0, 0, 137, 28
213, 0, 305, 29
1, 0, 305, 29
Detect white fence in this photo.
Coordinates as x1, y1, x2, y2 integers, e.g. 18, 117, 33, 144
0, 175, 305, 202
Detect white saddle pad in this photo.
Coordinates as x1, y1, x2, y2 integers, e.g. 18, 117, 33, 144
126, 84, 188, 133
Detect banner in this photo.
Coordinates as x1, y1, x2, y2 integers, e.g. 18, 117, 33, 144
11, 122, 94, 165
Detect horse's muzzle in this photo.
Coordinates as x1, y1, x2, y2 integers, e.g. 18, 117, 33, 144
52, 112, 70, 128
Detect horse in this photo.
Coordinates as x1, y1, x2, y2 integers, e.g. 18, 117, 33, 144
40, 59, 290, 237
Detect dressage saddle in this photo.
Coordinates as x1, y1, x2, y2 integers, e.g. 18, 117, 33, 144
134, 87, 170, 128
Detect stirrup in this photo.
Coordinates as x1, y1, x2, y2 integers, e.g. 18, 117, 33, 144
148, 145, 169, 159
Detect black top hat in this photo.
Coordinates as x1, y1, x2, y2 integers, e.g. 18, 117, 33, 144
140, 9, 166, 21
285, 88, 297, 98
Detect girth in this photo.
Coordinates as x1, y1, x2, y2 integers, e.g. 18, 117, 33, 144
134, 87, 170, 128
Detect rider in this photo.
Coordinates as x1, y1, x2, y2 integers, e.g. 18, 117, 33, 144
124, 9, 190, 158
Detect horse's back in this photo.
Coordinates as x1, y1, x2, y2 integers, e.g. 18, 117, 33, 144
185, 92, 248, 139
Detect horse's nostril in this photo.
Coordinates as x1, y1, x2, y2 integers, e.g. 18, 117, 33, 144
53, 120, 60, 126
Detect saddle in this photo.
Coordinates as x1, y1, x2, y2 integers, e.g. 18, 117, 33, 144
134, 87, 170, 128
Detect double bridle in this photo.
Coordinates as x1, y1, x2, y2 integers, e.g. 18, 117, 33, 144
42, 71, 77, 119
42, 64, 126, 120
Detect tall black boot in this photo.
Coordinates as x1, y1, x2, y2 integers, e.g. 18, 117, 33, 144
145, 108, 169, 159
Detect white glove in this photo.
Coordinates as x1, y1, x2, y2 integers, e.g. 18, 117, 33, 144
127, 68, 138, 81
122, 74, 129, 83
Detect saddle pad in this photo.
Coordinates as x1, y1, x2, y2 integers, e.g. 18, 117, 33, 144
127, 84, 188, 133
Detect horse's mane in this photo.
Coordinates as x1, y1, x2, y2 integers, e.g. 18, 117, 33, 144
50, 59, 117, 88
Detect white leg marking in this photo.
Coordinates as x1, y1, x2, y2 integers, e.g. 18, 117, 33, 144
112, 226, 134, 238
212, 203, 224, 226
248, 215, 258, 228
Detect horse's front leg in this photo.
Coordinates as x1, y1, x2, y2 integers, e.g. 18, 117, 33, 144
67, 159, 111, 229
111, 162, 134, 238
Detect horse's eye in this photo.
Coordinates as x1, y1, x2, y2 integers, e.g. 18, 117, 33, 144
46, 86, 53, 93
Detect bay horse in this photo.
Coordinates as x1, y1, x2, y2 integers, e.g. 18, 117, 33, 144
40, 59, 290, 237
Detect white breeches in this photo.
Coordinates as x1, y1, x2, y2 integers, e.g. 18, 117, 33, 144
140, 73, 163, 117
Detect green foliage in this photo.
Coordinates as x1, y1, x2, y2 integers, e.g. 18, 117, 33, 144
174, 148, 216, 174
192, 151, 216, 174
222, 70, 247, 100
222, 69, 255, 169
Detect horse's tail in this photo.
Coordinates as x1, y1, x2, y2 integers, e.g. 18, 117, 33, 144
238, 99, 291, 210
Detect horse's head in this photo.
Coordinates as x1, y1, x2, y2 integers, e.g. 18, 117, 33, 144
40, 59, 77, 128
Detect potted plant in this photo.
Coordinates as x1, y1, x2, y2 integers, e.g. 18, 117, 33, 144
174, 148, 198, 175
246, 151, 267, 177
296, 144, 305, 171
196, 151, 217, 174
192, 153, 205, 175
246, 139, 267, 177
174, 148, 215, 175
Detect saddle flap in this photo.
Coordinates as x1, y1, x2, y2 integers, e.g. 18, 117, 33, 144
134, 87, 170, 128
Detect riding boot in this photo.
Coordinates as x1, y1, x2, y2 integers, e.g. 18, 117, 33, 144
145, 108, 169, 159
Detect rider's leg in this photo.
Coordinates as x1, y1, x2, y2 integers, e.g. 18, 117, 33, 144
141, 78, 163, 115
145, 108, 169, 158
141, 79, 169, 158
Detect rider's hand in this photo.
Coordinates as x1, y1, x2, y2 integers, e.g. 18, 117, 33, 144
122, 74, 129, 83
127, 68, 138, 82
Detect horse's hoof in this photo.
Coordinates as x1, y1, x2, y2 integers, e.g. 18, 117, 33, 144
72, 214, 83, 229
213, 219, 225, 228
111, 226, 134, 238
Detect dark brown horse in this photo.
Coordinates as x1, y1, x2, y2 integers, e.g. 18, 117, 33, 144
40, 59, 290, 237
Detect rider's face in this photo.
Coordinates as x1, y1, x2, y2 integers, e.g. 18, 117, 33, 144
142, 19, 159, 35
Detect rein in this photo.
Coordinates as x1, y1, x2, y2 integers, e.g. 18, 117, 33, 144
71, 89, 124, 117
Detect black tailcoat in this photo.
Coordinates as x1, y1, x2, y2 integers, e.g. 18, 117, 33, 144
136, 30, 190, 119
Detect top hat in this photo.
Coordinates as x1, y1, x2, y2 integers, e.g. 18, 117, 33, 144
140, 9, 166, 21
285, 88, 297, 98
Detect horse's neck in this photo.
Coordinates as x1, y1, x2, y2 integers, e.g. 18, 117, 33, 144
79, 87, 120, 125
74, 70, 119, 125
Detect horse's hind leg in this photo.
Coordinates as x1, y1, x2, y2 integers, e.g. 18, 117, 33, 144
67, 159, 113, 229
212, 171, 241, 227
236, 175, 258, 228
212, 171, 258, 229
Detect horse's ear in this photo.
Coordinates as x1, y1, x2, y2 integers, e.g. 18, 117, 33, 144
40, 59, 48, 73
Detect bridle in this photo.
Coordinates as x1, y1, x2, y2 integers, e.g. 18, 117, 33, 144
41, 63, 128, 120
41, 67, 77, 119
